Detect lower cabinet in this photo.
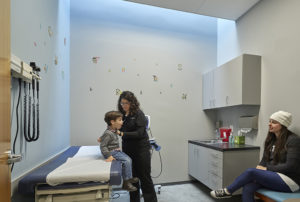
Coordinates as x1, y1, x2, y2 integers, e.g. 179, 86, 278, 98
188, 143, 259, 194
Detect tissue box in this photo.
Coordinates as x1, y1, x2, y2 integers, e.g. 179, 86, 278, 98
234, 136, 245, 145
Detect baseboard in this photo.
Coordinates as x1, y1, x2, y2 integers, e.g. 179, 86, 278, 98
154, 180, 196, 186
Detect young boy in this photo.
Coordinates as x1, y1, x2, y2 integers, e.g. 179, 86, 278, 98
99, 111, 138, 192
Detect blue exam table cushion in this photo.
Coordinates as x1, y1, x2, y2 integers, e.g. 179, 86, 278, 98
257, 188, 300, 201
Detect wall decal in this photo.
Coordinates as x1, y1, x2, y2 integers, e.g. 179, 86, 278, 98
90, 87, 93, 91
122, 67, 126, 72
153, 75, 158, 81
34, 42, 37, 47
182, 93, 187, 100
137, 73, 140, 77
140, 90, 143, 95
116, 89, 122, 96
178, 64, 183, 71
64, 37, 67, 46
92, 57, 100, 64
108, 69, 111, 72
43, 64, 48, 73
48, 26, 53, 37
170, 84, 173, 88
54, 56, 58, 65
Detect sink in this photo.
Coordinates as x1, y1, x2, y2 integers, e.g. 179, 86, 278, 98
198, 139, 223, 144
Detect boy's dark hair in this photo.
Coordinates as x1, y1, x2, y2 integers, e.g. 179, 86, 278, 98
104, 111, 123, 126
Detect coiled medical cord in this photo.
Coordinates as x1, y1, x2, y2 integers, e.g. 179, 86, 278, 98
23, 81, 28, 141
11, 79, 22, 172
30, 78, 37, 141
36, 79, 40, 139
148, 128, 163, 178
23, 79, 39, 142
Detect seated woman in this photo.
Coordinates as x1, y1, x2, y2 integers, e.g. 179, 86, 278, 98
210, 111, 300, 202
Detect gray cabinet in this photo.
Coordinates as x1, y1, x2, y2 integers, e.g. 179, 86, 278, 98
188, 143, 209, 182
202, 71, 215, 109
188, 142, 260, 194
202, 54, 261, 110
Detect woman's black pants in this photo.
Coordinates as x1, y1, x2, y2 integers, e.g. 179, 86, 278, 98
124, 148, 157, 202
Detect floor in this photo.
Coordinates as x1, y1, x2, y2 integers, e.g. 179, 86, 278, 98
12, 182, 243, 202
110, 182, 242, 202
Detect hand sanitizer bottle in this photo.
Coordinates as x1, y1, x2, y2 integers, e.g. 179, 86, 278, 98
229, 125, 234, 143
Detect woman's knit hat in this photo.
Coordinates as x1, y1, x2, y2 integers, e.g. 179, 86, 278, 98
270, 111, 292, 127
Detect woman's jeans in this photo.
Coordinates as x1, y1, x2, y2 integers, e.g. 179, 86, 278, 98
111, 150, 132, 180
227, 168, 292, 202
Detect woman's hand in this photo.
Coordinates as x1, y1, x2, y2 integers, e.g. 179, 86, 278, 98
105, 156, 115, 162
117, 130, 124, 136
256, 165, 267, 170
97, 137, 101, 143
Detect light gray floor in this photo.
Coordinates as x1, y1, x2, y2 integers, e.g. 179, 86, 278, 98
111, 182, 242, 202
12, 182, 242, 202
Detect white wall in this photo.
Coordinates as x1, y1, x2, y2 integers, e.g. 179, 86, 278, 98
10, 0, 70, 182
70, 0, 217, 183
217, 0, 300, 151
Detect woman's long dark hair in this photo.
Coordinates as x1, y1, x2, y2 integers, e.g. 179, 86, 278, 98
118, 91, 140, 116
264, 126, 291, 163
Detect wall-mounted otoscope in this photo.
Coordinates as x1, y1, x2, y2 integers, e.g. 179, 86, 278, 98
23, 62, 41, 142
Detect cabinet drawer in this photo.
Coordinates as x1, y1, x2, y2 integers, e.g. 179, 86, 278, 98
210, 157, 223, 168
209, 149, 223, 159
209, 163, 222, 177
209, 173, 222, 190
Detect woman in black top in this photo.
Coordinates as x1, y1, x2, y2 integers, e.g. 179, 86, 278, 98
118, 91, 157, 202
210, 111, 300, 202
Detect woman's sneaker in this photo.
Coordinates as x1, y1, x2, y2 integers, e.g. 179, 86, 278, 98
210, 188, 232, 199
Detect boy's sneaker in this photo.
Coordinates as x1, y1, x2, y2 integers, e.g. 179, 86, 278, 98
210, 188, 232, 199
123, 180, 137, 192
129, 177, 139, 184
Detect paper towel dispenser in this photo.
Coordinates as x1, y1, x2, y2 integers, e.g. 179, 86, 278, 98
239, 116, 258, 129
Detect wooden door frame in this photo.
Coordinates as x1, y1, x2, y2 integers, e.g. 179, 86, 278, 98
0, 0, 11, 201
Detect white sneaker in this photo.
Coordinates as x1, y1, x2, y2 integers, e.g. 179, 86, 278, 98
210, 188, 232, 199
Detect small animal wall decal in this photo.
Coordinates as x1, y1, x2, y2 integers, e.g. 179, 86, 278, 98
92, 57, 100, 64
48, 26, 53, 37
178, 64, 183, 71
116, 89, 122, 96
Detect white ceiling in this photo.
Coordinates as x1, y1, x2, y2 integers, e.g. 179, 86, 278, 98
123, 0, 260, 20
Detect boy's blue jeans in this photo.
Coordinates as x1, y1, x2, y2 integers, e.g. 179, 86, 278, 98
111, 150, 133, 180
227, 168, 292, 202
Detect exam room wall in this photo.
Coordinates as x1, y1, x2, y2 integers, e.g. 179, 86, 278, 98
70, 0, 217, 184
10, 0, 70, 183
217, 0, 300, 154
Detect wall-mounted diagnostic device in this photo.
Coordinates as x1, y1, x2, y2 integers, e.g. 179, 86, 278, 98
10, 54, 42, 171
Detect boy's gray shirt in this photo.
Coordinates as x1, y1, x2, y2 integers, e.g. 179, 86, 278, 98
100, 129, 120, 158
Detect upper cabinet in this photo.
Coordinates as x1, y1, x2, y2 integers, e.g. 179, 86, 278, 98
202, 54, 261, 110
